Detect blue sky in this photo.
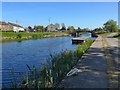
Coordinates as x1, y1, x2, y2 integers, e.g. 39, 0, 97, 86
2, 2, 118, 29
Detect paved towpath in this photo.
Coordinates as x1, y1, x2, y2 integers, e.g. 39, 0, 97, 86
58, 33, 120, 88
58, 35, 108, 88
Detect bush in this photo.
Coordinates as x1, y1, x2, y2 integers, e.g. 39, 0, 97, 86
19, 31, 24, 32
32, 34, 38, 39
2, 30, 14, 32
113, 33, 120, 38
16, 34, 22, 39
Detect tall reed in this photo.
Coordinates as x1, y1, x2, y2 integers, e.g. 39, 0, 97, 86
19, 39, 94, 88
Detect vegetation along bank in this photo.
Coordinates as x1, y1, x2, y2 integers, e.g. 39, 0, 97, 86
1, 31, 70, 43
10, 39, 94, 88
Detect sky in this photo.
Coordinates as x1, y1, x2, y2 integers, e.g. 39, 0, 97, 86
2, 2, 118, 29
1, 0, 120, 2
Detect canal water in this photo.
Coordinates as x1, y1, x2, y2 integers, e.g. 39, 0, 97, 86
1, 33, 92, 88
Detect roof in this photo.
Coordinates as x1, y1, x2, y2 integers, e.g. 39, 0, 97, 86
0, 21, 8, 25
8, 22, 23, 28
47, 24, 56, 27
0, 21, 23, 28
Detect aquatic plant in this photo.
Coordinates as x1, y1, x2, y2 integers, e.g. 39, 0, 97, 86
12, 39, 94, 89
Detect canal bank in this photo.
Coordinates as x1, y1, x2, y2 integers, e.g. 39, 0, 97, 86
1, 32, 70, 43
58, 35, 108, 88
2, 33, 94, 88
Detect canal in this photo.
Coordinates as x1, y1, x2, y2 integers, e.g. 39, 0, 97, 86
1, 33, 92, 88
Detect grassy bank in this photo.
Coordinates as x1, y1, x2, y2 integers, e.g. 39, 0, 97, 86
113, 33, 120, 39
15, 39, 94, 88
1, 31, 70, 43
97, 32, 110, 37
97, 32, 119, 38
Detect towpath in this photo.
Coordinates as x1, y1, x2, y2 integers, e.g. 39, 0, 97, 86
58, 33, 119, 88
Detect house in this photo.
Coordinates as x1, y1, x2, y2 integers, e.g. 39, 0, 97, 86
0, 21, 24, 32
8, 22, 24, 32
13, 26, 24, 32
0, 21, 13, 31
47, 24, 57, 32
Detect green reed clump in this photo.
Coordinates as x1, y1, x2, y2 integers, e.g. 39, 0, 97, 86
16, 34, 22, 39
19, 39, 94, 89
75, 39, 94, 58
32, 34, 38, 39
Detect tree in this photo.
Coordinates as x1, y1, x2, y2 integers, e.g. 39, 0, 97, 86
67, 26, 70, 30
55, 23, 60, 30
77, 27, 82, 32
61, 27, 66, 30
35, 25, 45, 32
67, 26, 74, 32
61, 23, 65, 28
78, 27, 81, 30
28, 26, 33, 32
94, 27, 103, 31
34, 26, 37, 30
103, 20, 118, 32
61, 23, 66, 30
93, 27, 104, 33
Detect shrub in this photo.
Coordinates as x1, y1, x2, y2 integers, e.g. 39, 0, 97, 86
32, 34, 38, 39
19, 31, 24, 32
2, 30, 14, 32
16, 34, 22, 39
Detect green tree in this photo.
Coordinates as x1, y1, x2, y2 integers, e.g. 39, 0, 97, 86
61, 23, 66, 30
67, 26, 74, 32
103, 20, 118, 32
67, 26, 70, 30
78, 27, 81, 30
28, 26, 33, 32
35, 25, 45, 32
94, 27, 103, 31
61, 27, 66, 30
55, 23, 60, 30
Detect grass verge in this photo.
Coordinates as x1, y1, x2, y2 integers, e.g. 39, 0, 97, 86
113, 33, 120, 39
1, 31, 70, 43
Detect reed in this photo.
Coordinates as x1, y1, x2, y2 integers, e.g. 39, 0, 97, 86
15, 39, 94, 88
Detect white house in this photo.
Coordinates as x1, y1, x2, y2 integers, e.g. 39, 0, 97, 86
8, 22, 25, 32
18, 27, 24, 31
13, 26, 24, 32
